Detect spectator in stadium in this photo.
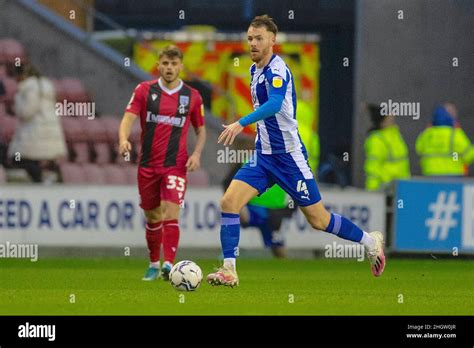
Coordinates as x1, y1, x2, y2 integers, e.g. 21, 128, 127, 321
443, 102, 458, 122
416, 104, 474, 176
7, 63, 66, 182
119, 45, 206, 281
436, 102, 468, 175
364, 104, 410, 191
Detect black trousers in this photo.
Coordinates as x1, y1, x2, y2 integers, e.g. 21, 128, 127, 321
15, 158, 43, 183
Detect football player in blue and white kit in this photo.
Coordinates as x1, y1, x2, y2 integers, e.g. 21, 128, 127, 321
207, 15, 385, 287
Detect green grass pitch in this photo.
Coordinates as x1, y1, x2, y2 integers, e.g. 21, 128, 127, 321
0, 257, 472, 315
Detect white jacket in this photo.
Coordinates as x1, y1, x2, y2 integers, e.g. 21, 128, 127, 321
8, 76, 67, 160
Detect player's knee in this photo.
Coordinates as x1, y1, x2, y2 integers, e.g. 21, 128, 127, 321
144, 207, 162, 223
220, 193, 239, 214
161, 202, 180, 221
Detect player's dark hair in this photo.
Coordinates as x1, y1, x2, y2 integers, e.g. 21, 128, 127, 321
249, 14, 278, 35
159, 45, 184, 60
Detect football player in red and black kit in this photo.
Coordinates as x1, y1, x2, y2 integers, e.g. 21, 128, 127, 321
119, 45, 206, 281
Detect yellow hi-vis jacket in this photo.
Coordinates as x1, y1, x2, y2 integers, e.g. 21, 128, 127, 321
416, 126, 474, 176
299, 126, 320, 175
297, 99, 320, 174
364, 125, 410, 191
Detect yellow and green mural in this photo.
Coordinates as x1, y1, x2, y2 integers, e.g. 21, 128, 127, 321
134, 40, 319, 136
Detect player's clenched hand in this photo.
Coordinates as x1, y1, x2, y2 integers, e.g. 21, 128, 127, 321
186, 152, 201, 172
119, 140, 132, 157
218, 122, 244, 146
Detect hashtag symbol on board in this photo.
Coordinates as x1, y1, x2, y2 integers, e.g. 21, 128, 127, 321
425, 191, 460, 241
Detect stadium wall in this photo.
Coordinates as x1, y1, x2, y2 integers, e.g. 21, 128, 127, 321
0, 186, 386, 250
393, 178, 474, 254
0, 0, 231, 185
352, 0, 474, 187
0, 0, 150, 115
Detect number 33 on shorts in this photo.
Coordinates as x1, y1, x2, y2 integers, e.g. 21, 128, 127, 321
165, 175, 187, 206
166, 175, 186, 191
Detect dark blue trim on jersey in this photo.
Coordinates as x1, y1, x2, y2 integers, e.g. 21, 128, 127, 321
268, 54, 277, 66
290, 70, 297, 119
250, 64, 256, 82
265, 117, 286, 153
256, 71, 269, 103
255, 72, 286, 153
263, 64, 289, 153
298, 132, 308, 154
256, 125, 262, 152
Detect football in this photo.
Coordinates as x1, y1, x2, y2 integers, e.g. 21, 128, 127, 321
169, 260, 203, 291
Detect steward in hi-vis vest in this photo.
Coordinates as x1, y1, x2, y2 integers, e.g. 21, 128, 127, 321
416, 105, 474, 176
364, 104, 410, 191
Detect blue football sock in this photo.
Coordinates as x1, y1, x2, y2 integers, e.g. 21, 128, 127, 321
220, 212, 241, 259
325, 213, 363, 242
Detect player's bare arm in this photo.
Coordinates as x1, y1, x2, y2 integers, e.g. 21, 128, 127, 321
218, 122, 243, 146
186, 125, 206, 171
118, 111, 137, 156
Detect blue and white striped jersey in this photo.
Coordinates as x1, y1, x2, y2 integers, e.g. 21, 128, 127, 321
250, 54, 305, 154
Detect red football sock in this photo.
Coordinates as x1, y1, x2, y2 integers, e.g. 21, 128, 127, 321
162, 219, 180, 264
145, 221, 162, 263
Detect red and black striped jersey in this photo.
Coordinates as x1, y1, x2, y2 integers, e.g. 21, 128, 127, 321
125, 79, 205, 168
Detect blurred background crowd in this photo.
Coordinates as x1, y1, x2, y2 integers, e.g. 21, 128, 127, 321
1, 0, 473, 192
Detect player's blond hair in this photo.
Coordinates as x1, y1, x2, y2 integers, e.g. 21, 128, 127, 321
158, 45, 184, 60
249, 14, 278, 35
